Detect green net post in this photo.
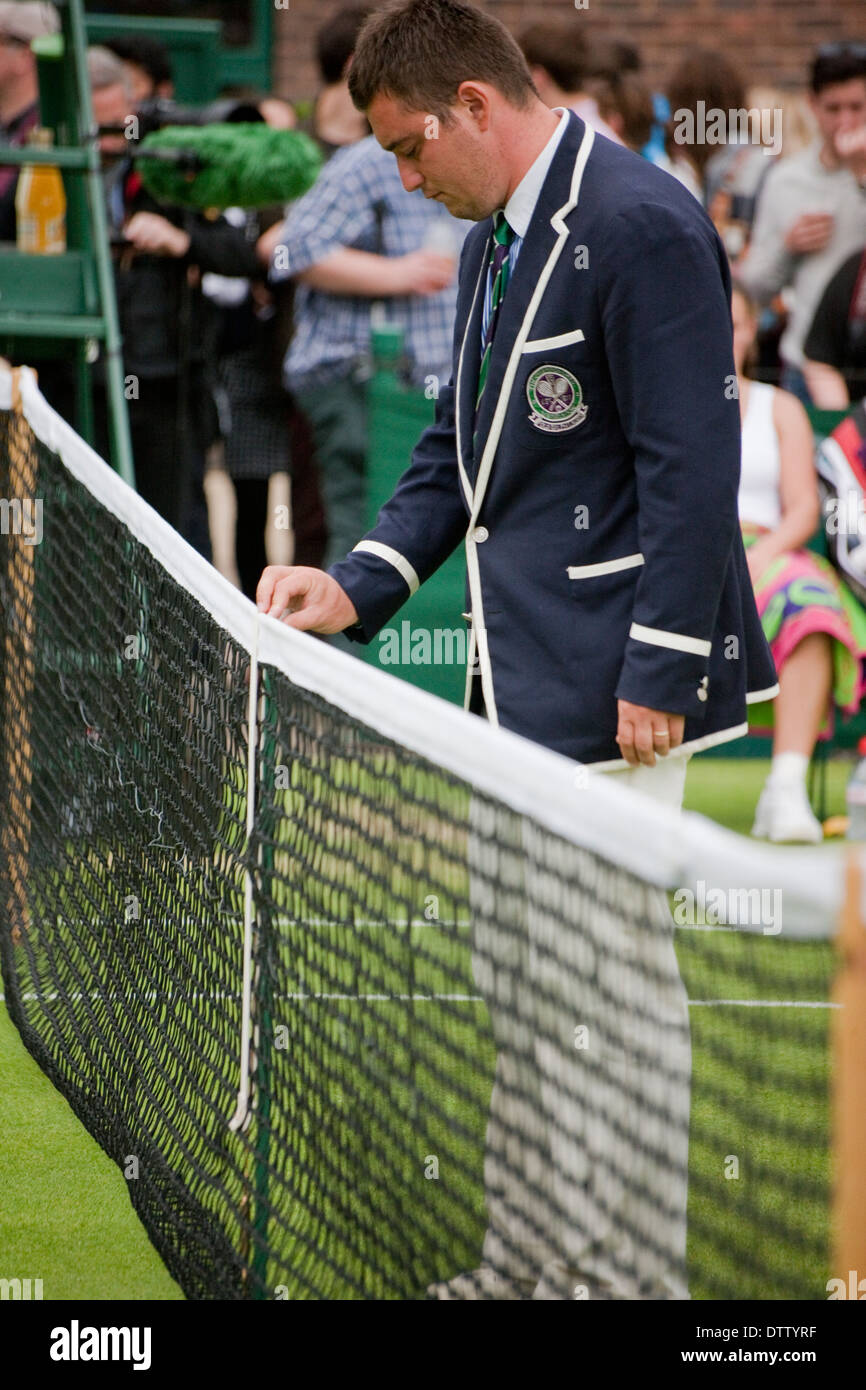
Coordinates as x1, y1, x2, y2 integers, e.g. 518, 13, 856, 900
250, 664, 275, 1299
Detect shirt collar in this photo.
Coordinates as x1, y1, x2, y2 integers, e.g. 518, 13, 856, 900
502, 108, 570, 239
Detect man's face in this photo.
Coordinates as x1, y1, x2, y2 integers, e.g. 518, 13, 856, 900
367, 89, 505, 221
810, 78, 866, 147
92, 82, 131, 156
122, 61, 155, 106
0, 35, 30, 93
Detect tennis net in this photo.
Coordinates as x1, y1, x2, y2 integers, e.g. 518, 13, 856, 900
0, 365, 846, 1300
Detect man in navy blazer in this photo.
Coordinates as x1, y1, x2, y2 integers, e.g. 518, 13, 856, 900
258, 14, 777, 774
257, 0, 778, 1299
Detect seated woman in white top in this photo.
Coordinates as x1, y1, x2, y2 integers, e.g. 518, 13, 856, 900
732, 282, 866, 842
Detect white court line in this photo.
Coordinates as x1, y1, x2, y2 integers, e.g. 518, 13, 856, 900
689, 999, 840, 1009
281, 992, 483, 1003
1, 992, 835, 1008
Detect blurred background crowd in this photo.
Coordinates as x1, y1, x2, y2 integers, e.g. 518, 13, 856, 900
2, 3, 864, 585
2, 2, 866, 841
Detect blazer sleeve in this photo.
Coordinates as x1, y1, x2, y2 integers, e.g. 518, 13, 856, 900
326, 375, 468, 641
597, 199, 741, 718
326, 233, 485, 641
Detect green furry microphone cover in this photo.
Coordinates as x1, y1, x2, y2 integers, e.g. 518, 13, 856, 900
137, 124, 323, 209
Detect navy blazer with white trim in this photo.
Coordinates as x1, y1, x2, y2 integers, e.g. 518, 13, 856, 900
329, 112, 778, 767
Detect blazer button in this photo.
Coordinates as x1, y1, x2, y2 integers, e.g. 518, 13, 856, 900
697, 675, 709, 702
473, 526, 489, 543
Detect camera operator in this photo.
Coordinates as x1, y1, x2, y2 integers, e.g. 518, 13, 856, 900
85, 46, 263, 557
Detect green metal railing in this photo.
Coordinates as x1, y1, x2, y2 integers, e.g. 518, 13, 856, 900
0, 0, 133, 483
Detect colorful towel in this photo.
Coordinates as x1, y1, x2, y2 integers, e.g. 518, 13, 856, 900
743, 523, 866, 735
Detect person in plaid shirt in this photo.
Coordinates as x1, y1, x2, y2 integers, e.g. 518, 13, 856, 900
270, 133, 469, 571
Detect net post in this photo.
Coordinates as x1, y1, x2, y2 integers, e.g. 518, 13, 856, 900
250, 664, 275, 1299
831, 849, 866, 1297
2, 367, 35, 946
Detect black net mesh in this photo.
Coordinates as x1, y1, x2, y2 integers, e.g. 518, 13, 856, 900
0, 394, 834, 1300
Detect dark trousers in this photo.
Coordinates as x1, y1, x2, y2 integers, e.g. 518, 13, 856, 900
295, 377, 368, 571
104, 378, 212, 562
234, 477, 270, 602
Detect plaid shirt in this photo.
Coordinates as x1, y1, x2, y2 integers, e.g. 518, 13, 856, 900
271, 136, 469, 394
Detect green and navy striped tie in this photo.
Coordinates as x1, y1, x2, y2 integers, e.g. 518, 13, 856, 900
476, 212, 516, 419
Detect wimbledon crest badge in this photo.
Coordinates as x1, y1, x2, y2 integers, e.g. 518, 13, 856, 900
526, 365, 587, 433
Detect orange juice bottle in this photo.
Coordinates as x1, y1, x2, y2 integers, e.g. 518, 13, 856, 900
15, 127, 66, 255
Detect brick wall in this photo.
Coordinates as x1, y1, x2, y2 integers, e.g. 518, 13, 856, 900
271, 0, 866, 106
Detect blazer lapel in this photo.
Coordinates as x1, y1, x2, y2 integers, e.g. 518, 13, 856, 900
471, 113, 590, 467
455, 232, 489, 492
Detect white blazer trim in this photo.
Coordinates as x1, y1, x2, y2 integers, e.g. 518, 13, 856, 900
629, 622, 712, 658
568, 552, 644, 579
590, 721, 750, 772
460, 122, 596, 723
454, 250, 488, 513
522, 328, 586, 353
746, 683, 780, 704
352, 540, 420, 595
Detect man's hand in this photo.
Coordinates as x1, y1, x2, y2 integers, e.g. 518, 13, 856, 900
387, 249, 456, 296
123, 212, 191, 258
783, 212, 835, 255
616, 701, 685, 768
836, 124, 866, 183
256, 566, 358, 634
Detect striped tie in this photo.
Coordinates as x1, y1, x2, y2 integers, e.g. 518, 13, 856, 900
476, 212, 516, 419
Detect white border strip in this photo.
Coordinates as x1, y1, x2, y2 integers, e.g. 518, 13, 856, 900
352, 539, 419, 595
630, 622, 712, 658
8, 367, 843, 936
522, 328, 586, 353
568, 553, 645, 580
747, 684, 781, 704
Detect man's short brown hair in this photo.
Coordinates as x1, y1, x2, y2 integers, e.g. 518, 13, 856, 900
519, 19, 590, 95
348, 0, 536, 120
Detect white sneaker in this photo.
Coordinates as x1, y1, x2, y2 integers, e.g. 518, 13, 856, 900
426, 1265, 535, 1300
752, 780, 823, 844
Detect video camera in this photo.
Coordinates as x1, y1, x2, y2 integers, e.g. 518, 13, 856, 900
131, 97, 265, 142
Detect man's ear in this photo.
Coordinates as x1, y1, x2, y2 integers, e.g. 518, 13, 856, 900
455, 80, 493, 132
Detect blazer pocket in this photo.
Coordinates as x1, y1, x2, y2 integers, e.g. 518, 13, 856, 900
522, 328, 586, 354
567, 552, 645, 580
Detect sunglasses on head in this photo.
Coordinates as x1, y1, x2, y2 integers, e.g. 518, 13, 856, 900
817, 42, 866, 61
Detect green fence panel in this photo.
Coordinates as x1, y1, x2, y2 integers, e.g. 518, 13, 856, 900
84, 16, 223, 104
364, 370, 467, 705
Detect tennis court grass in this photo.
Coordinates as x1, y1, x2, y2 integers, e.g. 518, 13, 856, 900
0, 756, 848, 1299
0, 1003, 182, 1300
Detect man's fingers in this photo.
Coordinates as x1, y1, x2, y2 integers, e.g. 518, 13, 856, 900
280, 603, 328, 632
255, 564, 284, 611
616, 717, 639, 767
617, 704, 685, 767
256, 567, 311, 617
632, 720, 657, 767
652, 726, 671, 755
